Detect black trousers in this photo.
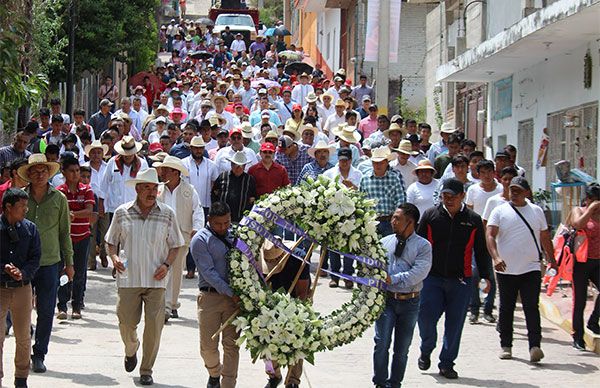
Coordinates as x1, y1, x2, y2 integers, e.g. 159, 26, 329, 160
572, 259, 600, 342
497, 270, 542, 349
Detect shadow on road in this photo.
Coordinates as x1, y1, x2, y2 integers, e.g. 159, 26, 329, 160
43, 370, 119, 386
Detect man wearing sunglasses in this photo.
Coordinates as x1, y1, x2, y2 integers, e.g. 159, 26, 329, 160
373, 203, 432, 388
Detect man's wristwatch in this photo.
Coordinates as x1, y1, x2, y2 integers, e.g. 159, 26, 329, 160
162, 262, 170, 269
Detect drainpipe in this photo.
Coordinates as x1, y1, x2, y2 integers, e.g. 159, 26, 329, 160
353, 0, 359, 79
460, 0, 486, 38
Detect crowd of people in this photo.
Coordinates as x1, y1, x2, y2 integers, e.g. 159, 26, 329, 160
0, 16, 598, 388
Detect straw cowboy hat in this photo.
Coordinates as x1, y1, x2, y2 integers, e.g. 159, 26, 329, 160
333, 124, 361, 143
370, 146, 395, 162
300, 123, 318, 137
383, 123, 405, 139
305, 92, 318, 104
149, 152, 169, 162
114, 135, 142, 156
412, 159, 437, 175
392, 140, 418, 156
334, 99, 345, 107
153, 155, 190, 176
241, 122, 254, 139
190, 136, 206, 148
307, 140, 336, 159
155, 104, 170, 114
440, 122, 457, 134
265, 130, 279, 140
17, 154, 60, 182
320, 91, 334, 103
84, 140, 109, 158
282, 125, 300, 141
260, 239, 296, 275
226, 151, 248, 166
125, 168, 163, 186
211, 94, 228, 105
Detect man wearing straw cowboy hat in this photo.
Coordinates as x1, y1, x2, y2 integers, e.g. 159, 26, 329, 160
291, 73, 314, 108
359, 147, 406, 237
330, 124, 361, 167
207, 94, 235, 131
298, 140, 334, 183
105, 168, 185, 386
260, 239, 309, 388
191, 201, 240, 388
405, 160, 439, 220
84, 140, 110, 270
212, 151, 256, 224
154, 156, 204, 322
18, 154, 74, 373
383, 123, 405, 152
323, 99, 347, 140
391, 139, 419, 187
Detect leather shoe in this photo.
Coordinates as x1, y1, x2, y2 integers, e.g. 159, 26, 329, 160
140, 375, 153, 385
31, 357, 46, 373
15, 377, 28, 387
285, 384, 299, 388
171, 309, 179, 318
329, 279, 339, 288
573, 339, 586, 351
439, 367, 459, 379
587, 321, 600, 335
264, 376, 282, 388
417, 354, 430, 370
124, 353, 137, 372
207, 376, 220, 388
100, 254, 108, 268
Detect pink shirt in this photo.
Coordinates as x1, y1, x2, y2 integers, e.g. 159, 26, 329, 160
359, 116, 378, 139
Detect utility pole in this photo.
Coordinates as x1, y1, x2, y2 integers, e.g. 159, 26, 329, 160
66, 0, 75, 116
375, 0, 390, 115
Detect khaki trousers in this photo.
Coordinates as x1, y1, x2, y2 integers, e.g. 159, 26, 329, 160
197, 291, 240, 388
269, 360, 303, 385
88, 214, 109, 266
116, 287, 165, 376
0, 284, 33, 380
165, 239, 190, 314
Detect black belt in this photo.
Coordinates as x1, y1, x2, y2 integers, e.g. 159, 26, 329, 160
387, 291, 419, 300
199, 286, 218, 293
0, 280, 30, 289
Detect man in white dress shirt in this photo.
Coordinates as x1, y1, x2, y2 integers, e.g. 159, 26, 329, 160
214, 128, 258, 174
391, 140, 418, 188
155, 156, 204, 322
291, 73, 314, 107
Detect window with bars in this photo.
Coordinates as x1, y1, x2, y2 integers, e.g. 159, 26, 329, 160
518, 119, 534, 182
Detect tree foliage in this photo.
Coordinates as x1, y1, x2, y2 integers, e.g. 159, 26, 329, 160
249, 0, 283, 26
31, 0, 69, 82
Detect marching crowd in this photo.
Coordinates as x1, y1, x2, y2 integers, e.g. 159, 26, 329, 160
1, 17, 599, 388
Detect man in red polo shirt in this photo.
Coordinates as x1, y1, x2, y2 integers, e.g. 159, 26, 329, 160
248, 142, 290, 197
56, 156, 95, 319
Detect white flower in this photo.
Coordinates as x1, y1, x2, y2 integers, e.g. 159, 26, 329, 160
327, 191, 356, 217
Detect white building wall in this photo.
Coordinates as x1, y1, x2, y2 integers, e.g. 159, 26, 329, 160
317, 9, 341, 73
490, 41, 600, 190
486, 0, 523, 39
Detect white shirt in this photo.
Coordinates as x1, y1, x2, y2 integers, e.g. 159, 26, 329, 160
205, 138, 218, 152
465, 182, 503, 215
323, 113, 346, 140
159, 181, 205, 232
230, 39, 247, 52
206, 110, 236, 131
99, 156, 149, 212
105, 200, 185, 288
481, 192, 508, 221
391, 159, 417, 188
84, 161, 107, 198
323, 164, 363, 187
181, 156, 220, 207
487, 202, 548, 275
214, 146, 259, 174
406, 179, 439, 219
317, 103, 335, 122
291, 84, 314, 107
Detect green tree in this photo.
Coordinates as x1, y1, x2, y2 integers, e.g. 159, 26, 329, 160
394, 96, 426, 123
31, 0, 68, 84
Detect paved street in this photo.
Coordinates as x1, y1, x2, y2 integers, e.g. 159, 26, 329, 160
3, 262, 598, 388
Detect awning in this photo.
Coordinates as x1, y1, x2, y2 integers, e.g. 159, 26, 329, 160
437, 0, 600, 82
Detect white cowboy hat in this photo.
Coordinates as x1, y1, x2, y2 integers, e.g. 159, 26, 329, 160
190, 136, 206, 148
241, 122, 254, 139
84, 140, 109, 158
412, 159, 437, 175
383, 123, 405, 139
320, 92, 334, 103
307, 140, 336, 159
392, 140, 418, 156
300, 124, 318, 137
114, 135, 142, 156
440, 122, 457, 134
305, 92, 318, 104
282, 125, 300, 141
153, 155, 189, 176
334, 99, 345, 107
226, 151, 248, 166
370, 146, 395, 162
125, 168, 163, 186
260, 239, 296, 275
332, 124, 361, 144
211, 94, 228, 105
149, 152, 169, 162
17, 154, 60, 182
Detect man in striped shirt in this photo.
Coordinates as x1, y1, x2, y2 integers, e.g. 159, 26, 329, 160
56, 156, 95, 320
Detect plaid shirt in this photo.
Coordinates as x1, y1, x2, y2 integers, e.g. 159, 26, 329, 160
359, 169, 406, 216
275, 144, 311, 185
298, 160, 333, 183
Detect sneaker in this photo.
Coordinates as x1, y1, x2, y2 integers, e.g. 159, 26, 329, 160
71, 311, 82, 320
171, 309, 179, 318
417, 353, 430, 370
264, 376, 282, 388
207, 376, 220, 388
469, 314, 478, 324
329, 279, 339, 288
573, 339, 586, 351
285, 384, 299, 388
343, 280, 354, 289
587, 321, 600, 335
57, 311, 68, 320
483, 313, 496, 323
439, 367, 458, 379
185, 271, 195, 279
529, 346, 544, 363
140, 375, 154, 385
499, 347, 512, 359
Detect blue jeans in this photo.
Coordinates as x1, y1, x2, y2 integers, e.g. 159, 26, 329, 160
470, 260, 496, 316
329, 251, 354, 281
373, 296, 420, 388
32, 262, 60, 361
418, 275, 472, 369
58, 237, 90, 311
377, 220, 393, 238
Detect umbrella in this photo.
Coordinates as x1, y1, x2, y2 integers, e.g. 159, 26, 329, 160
264, 27, 277, 37
274, 26, 292, 36
284, 62, 313, 76
128, 71, 162, 91
278, 50, 303, 61
197, 17, 214, 26
189, 50, 213, 60
251, 78, 281, 89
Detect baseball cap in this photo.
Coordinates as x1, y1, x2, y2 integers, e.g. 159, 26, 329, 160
509, 176, 531, 192
261, 110, 271, 118
258, 88, 267, 94
369, 104, 378, 111
337, 147, 352, 161
229, 128, 243, 137
361, 95, 371, 102
439, 178, 465, 196
149, 143, 164, 153
260, 142, 276, 152
278, 135, 296, 151
155, 116, 167, 124
100, 99, 114, 107
495, 150, 511, 159
217, 128, 229, 137
391, 114, 403, 124
405, 134, 420, 143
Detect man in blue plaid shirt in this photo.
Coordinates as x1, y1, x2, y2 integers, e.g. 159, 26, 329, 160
298, 140, 335, 183
360, 147, 406, 237
275, 135, 311, 185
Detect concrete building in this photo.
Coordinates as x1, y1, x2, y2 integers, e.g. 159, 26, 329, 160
428, 0, 599, 190
291, 0, 436, 114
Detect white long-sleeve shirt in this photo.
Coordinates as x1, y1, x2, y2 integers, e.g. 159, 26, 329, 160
159, 182, 205, 232
181, 156, 220, 208
291, 84, 314, 107
99, 156, 149, 213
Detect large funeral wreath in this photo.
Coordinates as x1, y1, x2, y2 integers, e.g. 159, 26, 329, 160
229, 175, 388, 365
